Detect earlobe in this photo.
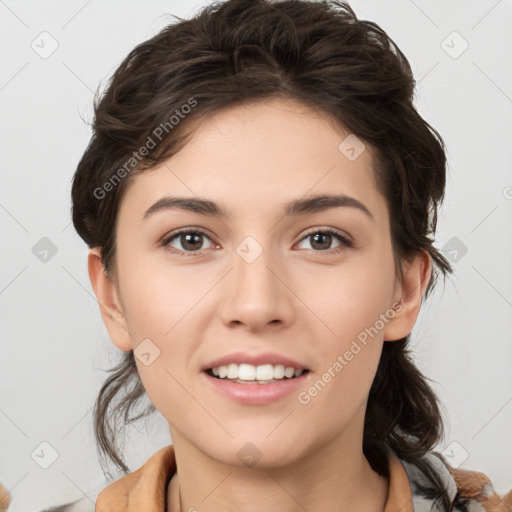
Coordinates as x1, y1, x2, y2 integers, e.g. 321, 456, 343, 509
383, 250, 432, 342
87, 247, 132, 352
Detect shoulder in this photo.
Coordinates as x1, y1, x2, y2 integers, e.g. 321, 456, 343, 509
399, 451, 512, 511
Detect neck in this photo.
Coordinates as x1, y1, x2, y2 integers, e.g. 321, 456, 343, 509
167, 420, 388, 512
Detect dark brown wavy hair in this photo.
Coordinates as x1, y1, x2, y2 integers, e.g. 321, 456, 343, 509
71, 0, 460, 508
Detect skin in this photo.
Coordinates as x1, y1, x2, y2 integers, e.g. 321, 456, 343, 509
89, 97, 431, 512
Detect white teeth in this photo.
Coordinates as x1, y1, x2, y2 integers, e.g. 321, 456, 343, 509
238, 363, 255, 380
273, 364, 285, 379
255, 364, 273, 380
284, 367, 295, 378
227, 363, 238, 379
210, 363, 305, 381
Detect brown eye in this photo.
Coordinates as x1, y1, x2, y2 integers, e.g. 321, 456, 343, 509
163, 229, 214, 255
309, 232, 334, 251
296, 228, 352, 253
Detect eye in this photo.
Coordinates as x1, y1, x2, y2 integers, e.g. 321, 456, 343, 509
161, 228, 215, 256
161, 227, 352, 256
295, 228, 352, 253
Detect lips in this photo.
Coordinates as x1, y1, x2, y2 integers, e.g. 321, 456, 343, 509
201, 368, 310, 405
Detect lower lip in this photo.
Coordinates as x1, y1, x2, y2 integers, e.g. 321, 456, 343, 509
202, 371, 310, 405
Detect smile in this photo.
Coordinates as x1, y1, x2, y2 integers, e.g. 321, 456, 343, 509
208, 363, 307, 383
202, 365, 311, 405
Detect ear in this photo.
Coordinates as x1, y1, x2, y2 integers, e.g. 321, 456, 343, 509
383, 250, 432, 342
88, 247, 132, 352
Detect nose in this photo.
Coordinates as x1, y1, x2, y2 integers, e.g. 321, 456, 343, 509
219, 240, 296, 332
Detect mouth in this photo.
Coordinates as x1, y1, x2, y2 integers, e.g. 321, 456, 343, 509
202, 365, 311, 405
204, 366, 310, 385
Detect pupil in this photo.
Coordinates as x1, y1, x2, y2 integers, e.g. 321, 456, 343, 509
312, 233, 330, 250
182, 233, 202, 250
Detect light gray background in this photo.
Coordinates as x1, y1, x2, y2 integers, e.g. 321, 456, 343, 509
1, 1, 511, 511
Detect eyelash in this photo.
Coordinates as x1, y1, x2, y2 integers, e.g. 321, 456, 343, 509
160, 227, 352, 257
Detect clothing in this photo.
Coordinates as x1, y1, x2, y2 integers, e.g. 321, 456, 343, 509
91, 445, 512, 512
8, 444, 511, 512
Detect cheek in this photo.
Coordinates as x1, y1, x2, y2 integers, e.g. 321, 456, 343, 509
303, 254, 395, 400
312, 261, 396, 345
117, 255, 212, 341
302, 298, 387, 422
116, 258, 210, 403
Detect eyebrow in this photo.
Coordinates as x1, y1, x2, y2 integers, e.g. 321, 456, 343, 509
143, 193, 374, 222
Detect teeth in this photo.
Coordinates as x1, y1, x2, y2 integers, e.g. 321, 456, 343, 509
284, 366, 295, 378
256, 364, 273, 380
227, 363, 239, 379
210, 363, 305, 381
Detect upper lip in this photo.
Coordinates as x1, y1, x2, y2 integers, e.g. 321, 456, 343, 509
202, 351, 309, 371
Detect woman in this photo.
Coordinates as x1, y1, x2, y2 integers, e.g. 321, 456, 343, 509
5, 0, 508, 510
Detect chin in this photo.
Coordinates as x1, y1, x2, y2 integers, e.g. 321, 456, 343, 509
202, 432, 306, 469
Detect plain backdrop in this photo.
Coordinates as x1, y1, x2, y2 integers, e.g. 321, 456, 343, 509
1, 1, 511, 510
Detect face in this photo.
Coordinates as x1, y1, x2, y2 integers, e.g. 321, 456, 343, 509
106, 98, 408, 467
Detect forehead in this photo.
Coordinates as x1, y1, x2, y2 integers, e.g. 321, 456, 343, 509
118, 98, 388, 226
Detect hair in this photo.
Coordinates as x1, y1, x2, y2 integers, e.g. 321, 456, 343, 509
71, 0, 460, 508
